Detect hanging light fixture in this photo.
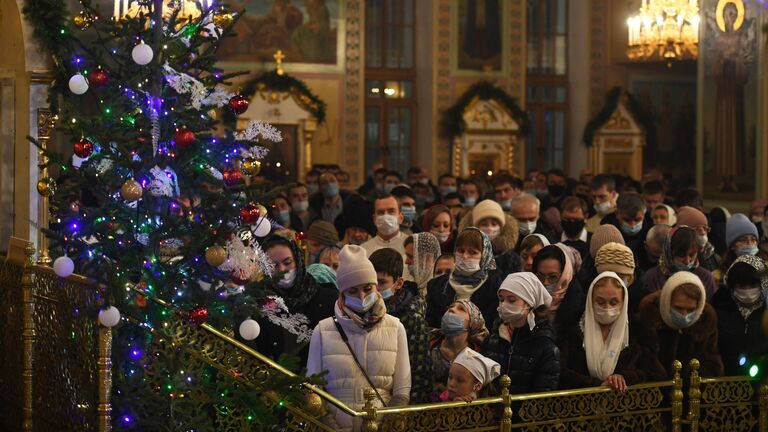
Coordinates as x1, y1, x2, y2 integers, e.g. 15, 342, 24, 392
626, 0, 700, 64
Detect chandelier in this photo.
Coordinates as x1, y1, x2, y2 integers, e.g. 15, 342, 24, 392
626, 0, 700, 63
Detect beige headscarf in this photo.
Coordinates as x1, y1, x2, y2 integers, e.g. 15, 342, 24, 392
583, 272, 629, 381
659, 271, 706, 330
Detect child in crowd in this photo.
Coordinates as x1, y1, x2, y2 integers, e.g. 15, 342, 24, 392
442, 348, 501, 402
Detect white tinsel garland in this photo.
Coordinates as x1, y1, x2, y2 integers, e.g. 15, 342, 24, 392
240, 145, 270, 160
217, 233, 275, 281
234, 120, 282, 143
260, 296, 312, 342
163, 64, 235, 110
148, 165, 180, 197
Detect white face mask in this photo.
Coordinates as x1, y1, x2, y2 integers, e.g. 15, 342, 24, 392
480, 226, 501, 240
277, 269, 297, 288
518, 220, 537, 236
433, 231, 451, 243
454, 256, 481, 275
376, 214, 400, 236
498, 302, 527, 324
696, 235, 708, 248
292, 200, 309, 213
733, 287, 762, 305
593, 304, 621, 325
594, 201, 613, 215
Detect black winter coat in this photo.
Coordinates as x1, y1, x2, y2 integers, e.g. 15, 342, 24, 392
552, 280, 586, 340
711, 288, 768, 376
425, 271, 504, 329
481, 319, 560, 394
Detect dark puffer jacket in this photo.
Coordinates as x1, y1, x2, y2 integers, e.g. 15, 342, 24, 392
711, 288, 768, 376
481, 319, 560, 394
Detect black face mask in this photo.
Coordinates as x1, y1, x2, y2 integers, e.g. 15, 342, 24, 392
561, 219, 585, 238
548, 184, 566, 197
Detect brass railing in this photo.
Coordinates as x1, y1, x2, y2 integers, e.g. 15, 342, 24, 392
2, 248, 768, 431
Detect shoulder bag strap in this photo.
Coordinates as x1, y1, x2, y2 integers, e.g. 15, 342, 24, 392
333, 317, 387, 407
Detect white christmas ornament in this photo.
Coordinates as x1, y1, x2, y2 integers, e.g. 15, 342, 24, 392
239, 318, 261, 340
253, 217, 271, 237
132, 43, 154, 65
53, 255, 75, 277
98, 306, 121, 327
68, 74, 89, 95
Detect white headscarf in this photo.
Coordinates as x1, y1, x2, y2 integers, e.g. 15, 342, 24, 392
498, 272, 552, 330
659, 271, 706, 330
523, 233, 551, 247
453, 347, 501, 386
655, 204, 677, 226
584, 271, 630, 381
411, 232, 440, 291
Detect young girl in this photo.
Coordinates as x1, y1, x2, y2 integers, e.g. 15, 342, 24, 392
443, 348, 500, 402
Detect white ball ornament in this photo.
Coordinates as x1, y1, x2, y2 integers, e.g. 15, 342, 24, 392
68, 74, 89, 95
239, 318, 260, 340
131, 43, 154, 65
53, 255, 75, 278
98, 306, 121, 327
252, 217, 271, 237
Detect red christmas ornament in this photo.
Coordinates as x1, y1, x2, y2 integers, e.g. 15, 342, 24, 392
89, 69, 109, 88
188, 306, 209, 326
228, 95, 249, 115
174, 128, 196, 149
239, 203, 260, 224
222, 168, 243, 187
73, 137, 94, 158
135, 294, 147, 308
230, 273, 249, 285
295, 231, 307, 241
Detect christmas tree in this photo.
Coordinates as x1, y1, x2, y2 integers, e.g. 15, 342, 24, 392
23, 0, 319, 429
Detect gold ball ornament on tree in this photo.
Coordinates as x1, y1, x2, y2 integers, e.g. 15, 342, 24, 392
213, 11, 234, 27
73, 12, 94, 30
305, 392, 324, 416
205, 246, 227, 267
36, 177, 57, 197
120, 180, 143, 201
240, 157, 261, 176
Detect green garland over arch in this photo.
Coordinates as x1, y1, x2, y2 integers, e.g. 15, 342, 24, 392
439, 81, 529, 139
230, 70, 326, 124
582, 86, 657, 149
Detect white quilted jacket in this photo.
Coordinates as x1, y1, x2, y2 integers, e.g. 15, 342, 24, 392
306, 303, 411, 431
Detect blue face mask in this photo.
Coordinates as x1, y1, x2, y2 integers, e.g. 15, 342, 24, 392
620, 220, 643, 236
670, 310, 696, 328
673, 259, 697, 272
276, 210, 290, 225
440, 186, 457, 196
307, 184, 319, 195
441, 312, 467, 336
322, 183, 339, 198
736, 246, 759, 257
464, 196, 477, 207
345, 292, 378, 313
379, 288, 394, 300
401, 206, 417, 223
544, 283, 558, 293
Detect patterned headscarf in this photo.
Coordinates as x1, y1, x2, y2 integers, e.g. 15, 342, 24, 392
411, 232, 441, 291
452, 299, 490, 346
450, 227, 496, 286
725, 255, 768, 319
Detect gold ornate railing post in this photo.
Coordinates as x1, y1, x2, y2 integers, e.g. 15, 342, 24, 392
362, 388, 378, 432
687, 359, 701, 432
36, 109, 56, 266
760, 383, 768, 432
21, 245, 36, 431
499, 375, 512, 432
98, 325, 113, 432
671, 360, 683, 432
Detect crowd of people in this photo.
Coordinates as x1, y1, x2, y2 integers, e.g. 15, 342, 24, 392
258, 165, 768, 431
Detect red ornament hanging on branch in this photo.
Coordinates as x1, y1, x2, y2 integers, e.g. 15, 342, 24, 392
174, 128, 196, 149
73, 137, 94, 158
222, 168, 243, 187
188, 306, 209, 326
228, 95, 249, 115
239, 203, 260, 224
89, 69, 109, 88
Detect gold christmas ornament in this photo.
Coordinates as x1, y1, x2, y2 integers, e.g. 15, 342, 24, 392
73, 12, 93, 30
205, 245, 227, 267
240, 157, 261, 176
36, 177, 57, 197
256, 204, 269, 219
120, 179, 143, 201
305, 392, 323, 416
213, 11, 234, 27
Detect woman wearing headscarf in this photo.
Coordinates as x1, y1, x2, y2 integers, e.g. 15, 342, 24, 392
635, 271, 723, 378
426, 227, 503, 328
642, 226, 718, 299
422, 205, 456, 255
711, 255, 768, 376
532, 244, 585, 337
428, 299, 490, 400
458, 199, 522, 274
651, 204, 677, 226
519, 233, 550, 272
255, 234, 339, 362
404, 232, 441, 296
481, 273, 560, 394
306, 245, 410, 432
558, 272, 649, 392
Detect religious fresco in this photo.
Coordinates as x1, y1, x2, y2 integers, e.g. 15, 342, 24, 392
631, 79, 697, 184
700, 0, 762, 199
457, 0, 502, 71
217, 0, 341, 65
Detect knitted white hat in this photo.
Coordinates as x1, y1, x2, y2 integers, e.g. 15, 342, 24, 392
336, 245, 377, 292
472, 200, 506, 227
